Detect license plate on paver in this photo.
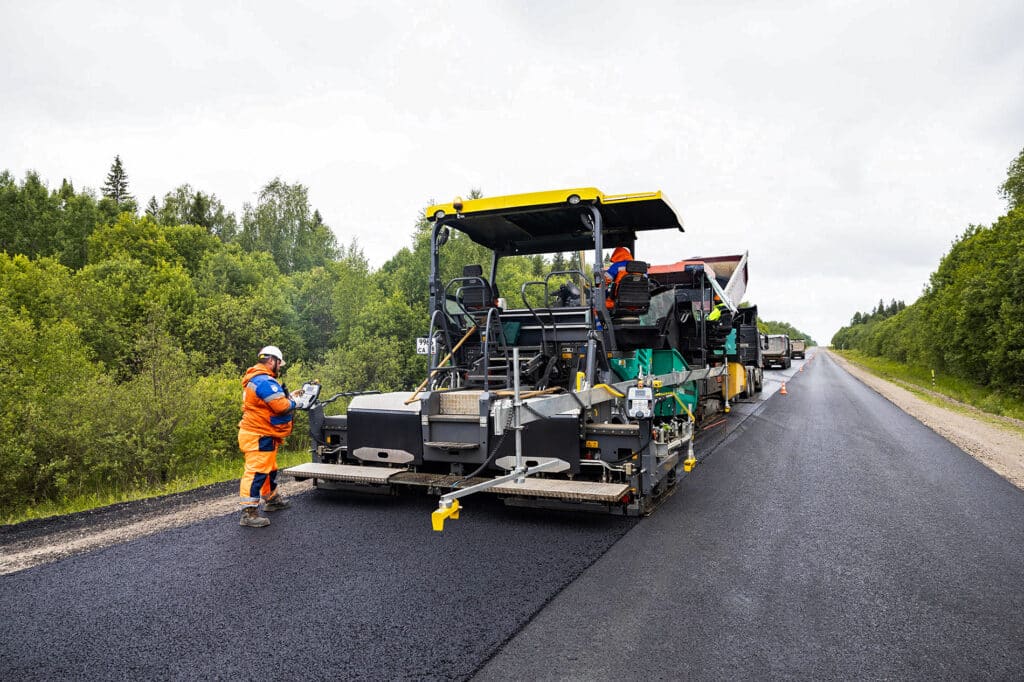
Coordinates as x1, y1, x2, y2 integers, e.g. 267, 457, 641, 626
415, 337, 437, 355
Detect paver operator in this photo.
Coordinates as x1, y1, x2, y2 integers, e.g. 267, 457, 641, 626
237, 345, 303, 528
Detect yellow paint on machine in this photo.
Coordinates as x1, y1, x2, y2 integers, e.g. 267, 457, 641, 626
723, 362, 747, 400
425, 188, 665, 220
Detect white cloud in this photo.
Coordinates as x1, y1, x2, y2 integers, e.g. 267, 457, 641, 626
2, 0, 1022, 347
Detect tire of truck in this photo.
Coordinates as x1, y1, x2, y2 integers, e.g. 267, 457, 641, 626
785, 358, 791, 369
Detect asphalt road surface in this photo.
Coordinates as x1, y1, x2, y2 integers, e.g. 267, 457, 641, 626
3, 352, 1023, 680
478, 352, 1024, 679
0, 489, 634, 680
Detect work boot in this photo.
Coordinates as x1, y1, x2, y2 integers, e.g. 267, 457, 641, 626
262, 493, 291, 512
239, 507, 270, 528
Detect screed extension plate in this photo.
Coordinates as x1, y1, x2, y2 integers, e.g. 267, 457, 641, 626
490, 478, 629, 503
284, 462, 407, 484
285, 463, 629, 503
391, 471, 628, 503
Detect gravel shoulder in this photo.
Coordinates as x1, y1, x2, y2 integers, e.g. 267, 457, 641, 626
830, 350, 1024, 490
0, 478, 313, 575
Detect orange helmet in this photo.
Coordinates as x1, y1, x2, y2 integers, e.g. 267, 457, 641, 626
610, 246, 633, 262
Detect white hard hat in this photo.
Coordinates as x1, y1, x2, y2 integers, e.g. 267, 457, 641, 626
258, 345, 285, 366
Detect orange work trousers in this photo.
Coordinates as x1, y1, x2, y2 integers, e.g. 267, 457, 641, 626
238, 430, 283, 508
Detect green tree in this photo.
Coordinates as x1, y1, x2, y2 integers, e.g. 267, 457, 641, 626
156, 184, 237, 241
331, 240, 371, 342
185, 246, 304, 370
0, 253, 76, 326
288, 240, 370, 362
0, 170, 59, 258
162, 224, 222, 275
291, 266, 340, 362
999, 147, 1024, 210
0, 171, 104, 268
238, 178, 338, 273
87, 213, 176, 267
54, 182, 101, 269
101, 155, 136, 213
0, 300, 118, 512
70, 255, 159, 373
759, 319, 817, 346
193, 242, 269, 297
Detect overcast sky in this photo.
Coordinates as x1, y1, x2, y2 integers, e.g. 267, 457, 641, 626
2, 0, 1022, 344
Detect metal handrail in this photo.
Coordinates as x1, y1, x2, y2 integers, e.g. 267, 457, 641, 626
480, 306, 510, 391
520, 280, 549, 350
439, 274, 493, 390
426, 309, 457, 391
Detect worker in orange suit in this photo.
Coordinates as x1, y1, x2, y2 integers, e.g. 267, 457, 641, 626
605, 246, 635, 310
237, 345, 301, 528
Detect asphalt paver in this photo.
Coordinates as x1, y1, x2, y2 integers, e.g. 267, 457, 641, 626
1, 490, 633, 679
476, 351, 1024, 679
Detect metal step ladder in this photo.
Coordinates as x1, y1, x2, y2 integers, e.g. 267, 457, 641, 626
465, 345, 546, 389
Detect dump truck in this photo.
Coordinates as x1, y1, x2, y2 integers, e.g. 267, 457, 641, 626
790, 338, 807, 359
763, 334, 792, 369
286, 188, 758, 529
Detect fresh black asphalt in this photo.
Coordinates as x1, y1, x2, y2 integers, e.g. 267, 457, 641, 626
3, 352, 1023, 680
0, 489, 634, 680
477, 352, 1024, 679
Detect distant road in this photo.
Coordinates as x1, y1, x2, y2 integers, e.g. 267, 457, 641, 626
2, 352, 1022, 679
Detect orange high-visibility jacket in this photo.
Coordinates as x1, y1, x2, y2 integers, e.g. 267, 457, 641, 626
605, 247, 637, 309
238, 364, 295, 439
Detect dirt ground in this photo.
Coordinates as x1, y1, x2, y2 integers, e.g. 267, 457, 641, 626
3, 355, 1023, 576
829, 351, 1024, 490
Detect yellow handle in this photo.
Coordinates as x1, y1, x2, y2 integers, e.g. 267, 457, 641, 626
655, 391, 695, 422
431, 499, 461, 532
592, 383, 625, 398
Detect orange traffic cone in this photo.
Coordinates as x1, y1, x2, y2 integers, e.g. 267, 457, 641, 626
780, 382, 788, 395
799, 365, 804, 372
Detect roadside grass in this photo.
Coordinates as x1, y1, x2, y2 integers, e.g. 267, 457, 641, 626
2, 449, 311, 527
833, 349, 1024, 424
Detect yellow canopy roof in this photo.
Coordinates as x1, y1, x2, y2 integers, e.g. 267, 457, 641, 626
425, 188, 683, 255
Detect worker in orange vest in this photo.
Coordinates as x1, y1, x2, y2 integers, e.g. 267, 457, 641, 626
605, 246, 635, 310
237, 345, 303, 528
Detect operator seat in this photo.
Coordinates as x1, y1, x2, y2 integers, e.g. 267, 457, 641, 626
459, 264, 493, 311
610, 261, 651, 317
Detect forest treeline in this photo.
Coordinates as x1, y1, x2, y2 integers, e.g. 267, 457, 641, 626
831, 147, 1024, 400
760, 320, 816, 346
1, 159, 810, 519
